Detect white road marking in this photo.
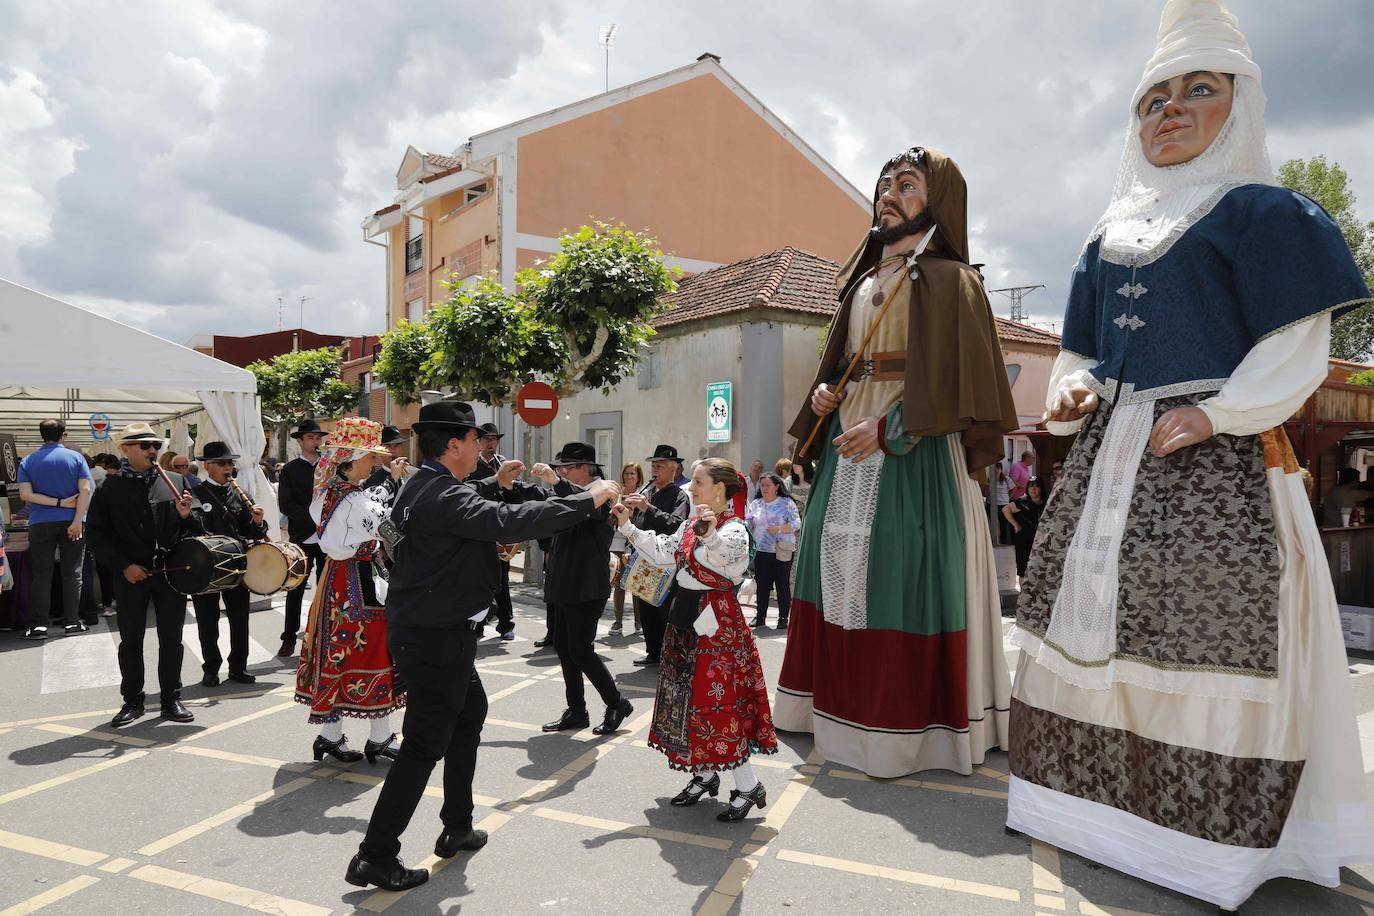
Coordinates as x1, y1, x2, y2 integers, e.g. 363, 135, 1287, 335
40, 628, 122, 694
181, 617, 274, 667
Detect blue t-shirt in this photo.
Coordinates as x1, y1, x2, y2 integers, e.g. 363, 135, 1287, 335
17, 443, 92, 525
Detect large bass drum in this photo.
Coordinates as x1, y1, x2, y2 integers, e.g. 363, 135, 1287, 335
243, 540, 308, 595
165, 535, 247, 596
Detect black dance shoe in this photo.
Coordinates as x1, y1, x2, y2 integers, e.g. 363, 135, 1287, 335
776, 617, 789, 630
364, 733, 400, 764
200, 672, 221, 687
541, 708, 591, 732
161, 700, 195, 723
434, 827, 488, 858
592, 698, 633, 736
226, 670, 256, 684
670, 772, 720, 806
313, 734, 364, 763
344, 855, 428, 891
110, 702, 145, 728
751, 616, 766, 628
533, 636, 552, 648
632, 656, 659, 667
716, 781, 767, 822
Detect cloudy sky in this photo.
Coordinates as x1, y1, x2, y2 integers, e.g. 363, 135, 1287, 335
2, 0, 1372, 344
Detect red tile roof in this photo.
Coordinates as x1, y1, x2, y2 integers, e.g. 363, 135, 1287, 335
423, 152, 463, 171
656, 249, 1064, 349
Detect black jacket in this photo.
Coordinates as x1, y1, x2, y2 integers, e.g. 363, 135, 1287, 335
385, 463, 598, 629
634, 480, 691, 536
87, 471, 193, 571
519, 479, 614, 605
466, 453, 505, 483
189, 479, 268, 542
278, 455, 317, 543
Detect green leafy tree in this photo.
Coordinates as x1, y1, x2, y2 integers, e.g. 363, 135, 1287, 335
371, 319, 436, 406
1278, 156, 1374, 360
247, 346, 358, 429
1348, 369, 1374, 388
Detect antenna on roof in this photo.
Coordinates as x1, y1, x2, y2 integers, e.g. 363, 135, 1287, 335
988, 285, 1044, 323
599, 24, 616, 92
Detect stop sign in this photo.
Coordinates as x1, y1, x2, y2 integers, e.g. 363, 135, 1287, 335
516, 381, 559, 427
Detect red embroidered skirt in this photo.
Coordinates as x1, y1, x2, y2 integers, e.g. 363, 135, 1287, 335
648, 588, 778, 772
294, 558, 403, 723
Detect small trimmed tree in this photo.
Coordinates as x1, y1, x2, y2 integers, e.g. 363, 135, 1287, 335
248, 346, 358, 433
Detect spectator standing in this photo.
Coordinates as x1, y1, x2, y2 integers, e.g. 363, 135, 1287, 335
746, 474, 801, 629
1008, 450, 1033, 501
1003, 476, 1047, 580
169, 454, 202, 489
994, 463, 1012, 544
17, 420, 93, 638
1049, 459, 1065, 493
609, 462, 643, 635
789, 459, 813, 512
746, 459, 765, 503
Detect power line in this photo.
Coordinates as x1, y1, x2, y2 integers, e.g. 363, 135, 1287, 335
988, 285, 1044, 323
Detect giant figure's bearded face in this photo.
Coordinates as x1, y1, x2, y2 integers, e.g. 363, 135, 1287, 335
871, 158, 934, 246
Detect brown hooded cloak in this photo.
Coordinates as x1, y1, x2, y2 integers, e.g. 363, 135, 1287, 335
788, 148, 1018, 472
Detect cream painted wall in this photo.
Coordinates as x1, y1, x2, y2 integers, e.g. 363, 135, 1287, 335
1003, 344, 1058, 424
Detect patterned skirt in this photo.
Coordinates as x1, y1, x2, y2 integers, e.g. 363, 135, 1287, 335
1008, 394, 1374, 908
648, 588, 778, 773
294, 558, 403, 724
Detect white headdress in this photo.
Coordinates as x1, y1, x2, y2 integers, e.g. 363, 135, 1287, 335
1087, 0, 1274, 262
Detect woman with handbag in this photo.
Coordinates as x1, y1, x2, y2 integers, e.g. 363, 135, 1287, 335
608, 462, 644, 635
611, 458, 779, 822
745, 474, 801, 629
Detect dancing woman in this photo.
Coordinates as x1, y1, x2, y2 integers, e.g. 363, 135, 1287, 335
612, 458, 779, 821
295, 418, 406, 765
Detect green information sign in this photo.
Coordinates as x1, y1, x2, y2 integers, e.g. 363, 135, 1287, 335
706, 381, 732, 443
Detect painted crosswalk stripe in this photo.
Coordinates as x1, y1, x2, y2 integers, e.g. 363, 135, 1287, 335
180, 618, 274, 668
40, 628, 122, 695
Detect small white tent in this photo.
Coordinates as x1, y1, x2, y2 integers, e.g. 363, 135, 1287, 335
0, 278, 280, 530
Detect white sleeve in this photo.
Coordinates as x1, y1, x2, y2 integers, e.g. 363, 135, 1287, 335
696, 521, 751, 579
1044, 350, 1099, 437
621, 519, 685, 566
1197, 314, 1330, 437
318, 492, 386, 560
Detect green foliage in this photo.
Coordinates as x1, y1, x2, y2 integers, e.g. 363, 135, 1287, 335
1278, 156, 1374, 361
247, 347, 358, 426
372, 223, 677, 405
1348, 369, 1374, 388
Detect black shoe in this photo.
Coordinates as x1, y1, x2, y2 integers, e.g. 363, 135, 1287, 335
226, 670, 256, 684
22, 626, 47, 640
500, 630, 515, 641
201, 672, 221, 687
716, 781, 767, 822
592, 698, 633, 736
776, 617, 788, 630
110, 702, 145, 728
542, 708, 591, 732
161, 700, 195, 723
64, 622, 88, 634
671, 772, 720, 806
276, 639, 295, 657
364, 734, 400, 764
533, 637, 552, 648
751, 617, 766, 628
632, 656, 659, 667
344, 855, 428, 891
434, 827, 488, 858
313, 734, 364, 763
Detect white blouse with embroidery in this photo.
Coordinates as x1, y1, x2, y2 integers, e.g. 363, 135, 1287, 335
308, 489, 388, 561
618, 517, 751, 589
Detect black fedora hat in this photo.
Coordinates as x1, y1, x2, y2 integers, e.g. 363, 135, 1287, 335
412, 401, 481, 435
195, 441, 239, 462
290, 418, 324, 439
646, 443, 683, 464
478, 422, 504, 439
379, 424, 406, 446
550, 441, 599, 468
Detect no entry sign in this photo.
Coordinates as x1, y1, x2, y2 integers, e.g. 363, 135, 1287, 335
516, 381, 559, 427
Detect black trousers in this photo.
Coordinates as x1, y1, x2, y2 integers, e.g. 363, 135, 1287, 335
192, 584, 251, 676
1013, 534, 1034, 577
552, 598, 620, 712
27, 521, 85, 629
635, 587, 673, 661
113, 576, 187, 705
360, 624, 487, 863
282, 542, 326, 641
95, 559, 114, 608
753, 550, 793, 625
489, 560, 513, 633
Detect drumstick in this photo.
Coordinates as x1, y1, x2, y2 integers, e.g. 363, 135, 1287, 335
798, 266, 909, 458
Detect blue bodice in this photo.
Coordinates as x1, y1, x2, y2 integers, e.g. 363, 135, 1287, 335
1060, 184, 1370, 404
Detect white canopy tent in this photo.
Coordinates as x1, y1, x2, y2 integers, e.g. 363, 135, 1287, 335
0, 278, 280, 534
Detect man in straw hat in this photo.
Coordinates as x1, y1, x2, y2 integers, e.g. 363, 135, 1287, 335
86, 422, 197, 727
1006, 1, 1374, 908
347, 401, 620, 892
774, 145, 1018, 781
277, 418, 326, 657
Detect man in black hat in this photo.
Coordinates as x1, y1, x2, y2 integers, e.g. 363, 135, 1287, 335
620, 444, 692, 665
348, 401, 621, 892
363, 424, 412, 505
465, 422, 515, 640
188, 442, 268, 687
276, 418, 326, 657
526, 443, 633, 735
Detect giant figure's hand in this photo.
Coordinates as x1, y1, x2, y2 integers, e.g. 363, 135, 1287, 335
1045, 384, 1099, 423
833, 416, 880, 463
811, 383, 846, 418
1149, 407, 1214, 458
586, 480, 621, 507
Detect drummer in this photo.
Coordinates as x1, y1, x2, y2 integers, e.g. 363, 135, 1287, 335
86, 422, 196, 728
188, 442, 268, 688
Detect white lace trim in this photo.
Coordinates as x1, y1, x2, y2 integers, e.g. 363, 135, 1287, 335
820, 449, 883, 630
1083, 374, 1229, 406
1010, 626, 1278, 704
1098, 181, 1246, 267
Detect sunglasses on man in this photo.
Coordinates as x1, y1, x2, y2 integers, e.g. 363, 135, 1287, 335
135, 442, 161, 452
